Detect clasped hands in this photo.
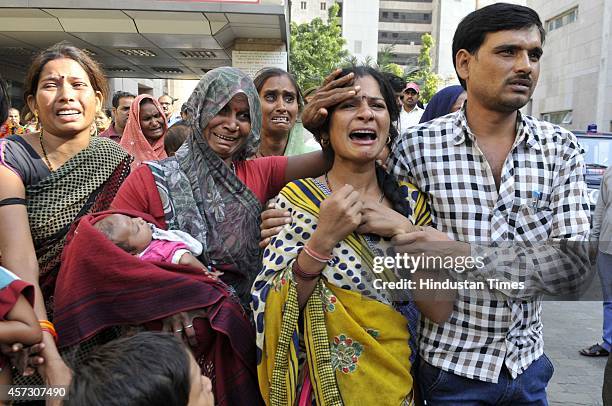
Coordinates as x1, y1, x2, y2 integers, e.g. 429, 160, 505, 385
259, 185, 470, 266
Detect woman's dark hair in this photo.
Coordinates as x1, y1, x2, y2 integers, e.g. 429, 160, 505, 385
452, 3, 545, 89
24, 42, 109, 105
382, 72, 406, 94
66, 332, 192, 406
317, 66, 408, 215
253, 68, 303, 112
165, 120, 190, 156
0, 74, 9, 124
140, 97, 155, 108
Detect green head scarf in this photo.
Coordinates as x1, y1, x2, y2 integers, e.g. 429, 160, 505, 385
147, 67, 264, 306
183, 66, 262, 161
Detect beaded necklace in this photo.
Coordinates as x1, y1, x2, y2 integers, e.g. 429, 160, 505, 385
39, 129, 54, 171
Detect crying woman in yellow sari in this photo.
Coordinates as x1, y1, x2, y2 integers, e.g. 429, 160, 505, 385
252, 67, 453, 406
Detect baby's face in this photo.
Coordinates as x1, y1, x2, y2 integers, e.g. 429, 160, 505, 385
108, 214, 152, 253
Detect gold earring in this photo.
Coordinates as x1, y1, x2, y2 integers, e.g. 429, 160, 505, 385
321, 137, 329, 147
34, 111, 42, 131
386, 135, 391, 145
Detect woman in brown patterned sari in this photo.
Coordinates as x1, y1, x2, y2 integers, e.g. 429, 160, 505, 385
0, 43, 131, 389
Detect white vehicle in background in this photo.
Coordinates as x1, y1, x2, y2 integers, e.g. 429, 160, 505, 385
575, 131, 612, 217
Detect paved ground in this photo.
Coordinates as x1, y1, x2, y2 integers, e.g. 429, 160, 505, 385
544, 301, 608, 406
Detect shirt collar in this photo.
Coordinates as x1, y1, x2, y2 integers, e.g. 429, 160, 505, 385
516, 112, 541, 151
452, 105, 470, 145
404, 105, 423, 114
452, 104, 541, 151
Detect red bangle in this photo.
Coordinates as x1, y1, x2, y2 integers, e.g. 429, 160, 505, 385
41, 327, 58, 343
292, 258, 322, 280
39, 320, 58, 343
303, 244, 332, 263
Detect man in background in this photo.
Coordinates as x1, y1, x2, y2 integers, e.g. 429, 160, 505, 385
100, 91, 135, 142
398, 82, 424, 134
581, 165, 612, 358
158, 94, 180, 126
0, 107, 24, 137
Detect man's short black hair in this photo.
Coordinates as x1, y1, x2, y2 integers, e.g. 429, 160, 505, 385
452, 2, 545, 89
112, 91, 136, 108
66, 332, 192, 406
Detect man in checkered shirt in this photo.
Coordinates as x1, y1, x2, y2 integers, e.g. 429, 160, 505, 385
388, 3, 591, 405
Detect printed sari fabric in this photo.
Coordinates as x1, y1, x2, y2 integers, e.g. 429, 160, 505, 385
282, 121, 320, 157
252, 178, 431, 406
54, 209, 261, 405
146, 67, 263, 305
25, 136, 131, 314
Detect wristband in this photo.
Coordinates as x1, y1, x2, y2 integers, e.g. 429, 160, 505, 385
292, 259, 322, 281
39, 320, 58, 343
303, 244, 332, 263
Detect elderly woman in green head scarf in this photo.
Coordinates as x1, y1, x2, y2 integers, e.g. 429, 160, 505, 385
112, 67, 327, 307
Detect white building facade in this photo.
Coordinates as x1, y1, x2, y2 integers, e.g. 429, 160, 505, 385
432, 0, 527, 86
341, 0, 380, 63
289, 0, 334, 24
528, 0, 612, 132
378, 0, 434, 70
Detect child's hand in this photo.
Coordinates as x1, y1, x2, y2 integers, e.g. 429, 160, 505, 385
203, 267, 223, 280
0, 342, 45, 376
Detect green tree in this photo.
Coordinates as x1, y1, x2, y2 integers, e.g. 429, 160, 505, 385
377, 44, 395, 68
384, 63, 404, 78
289, 3, 348, 90
406, 33, 441, 103
341, 54, 360, 68
377, 45, 406, 77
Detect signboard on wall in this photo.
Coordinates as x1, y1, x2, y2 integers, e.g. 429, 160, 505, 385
232, 50, 288, 78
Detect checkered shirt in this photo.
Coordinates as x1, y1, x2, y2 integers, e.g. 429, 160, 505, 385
390, 107, 591, 383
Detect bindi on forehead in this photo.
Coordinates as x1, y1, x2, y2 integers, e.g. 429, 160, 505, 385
40, 74, 86, 83
349, 94, 384, 102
